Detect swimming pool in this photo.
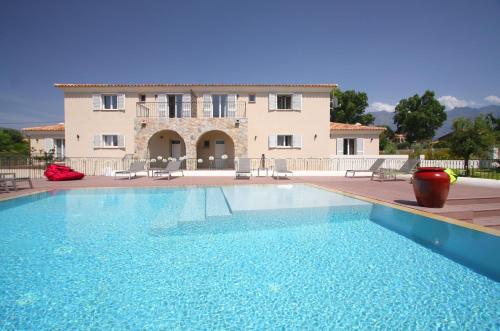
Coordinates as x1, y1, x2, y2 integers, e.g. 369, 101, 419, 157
0, 184, 499, 329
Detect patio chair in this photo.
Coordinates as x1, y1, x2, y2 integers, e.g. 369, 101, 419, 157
272, 159, 293, 180
371, 159, 420, 181
153, 160, 184, 180
235, 158, 252, 179
114, 161, 146, 180
0, 173, 33, 191
345, 158, 385, 177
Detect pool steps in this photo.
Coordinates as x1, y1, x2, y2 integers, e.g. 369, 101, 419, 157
205, 187, 232, 218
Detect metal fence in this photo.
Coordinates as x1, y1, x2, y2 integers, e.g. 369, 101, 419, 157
0, 156, 497, 179
421, 159, 499, 180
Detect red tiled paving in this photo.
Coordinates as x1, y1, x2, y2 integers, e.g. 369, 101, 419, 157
2, 175, 500, 231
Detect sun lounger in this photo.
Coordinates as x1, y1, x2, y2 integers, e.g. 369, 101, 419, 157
153, 160, 183, 180
345, 158, 385, 177
0, 173, 33, 191
371, 159, 420, 181
272, 159, 293, 180
235, 158, 252, 179
114, 161, 146, 180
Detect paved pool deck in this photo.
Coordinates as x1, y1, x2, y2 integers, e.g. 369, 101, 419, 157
2, 175, 500, 232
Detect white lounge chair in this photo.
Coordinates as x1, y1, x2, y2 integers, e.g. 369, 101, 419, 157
371, 159, 420, 181
114, 161, 146, 180
345, 158, 385, 177
235, 158, 252, 179
272, 159, 293, 180
0, 173, 33, 191
153, 160, 184, 180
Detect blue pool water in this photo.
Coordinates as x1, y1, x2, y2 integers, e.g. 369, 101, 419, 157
0, 184, 499, 329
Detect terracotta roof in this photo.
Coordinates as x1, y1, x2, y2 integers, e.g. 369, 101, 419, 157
22, 123, 65, 132
330, 122, 386, 131
54, 83, 338, 88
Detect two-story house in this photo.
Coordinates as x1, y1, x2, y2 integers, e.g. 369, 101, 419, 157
55, 83, 382, 169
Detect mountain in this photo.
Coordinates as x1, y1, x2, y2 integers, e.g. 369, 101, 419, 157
371, 105, 500, 138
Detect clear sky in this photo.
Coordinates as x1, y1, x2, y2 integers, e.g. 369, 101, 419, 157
1, 0, 499, 128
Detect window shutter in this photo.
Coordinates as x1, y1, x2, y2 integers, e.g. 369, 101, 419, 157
117, 94, 125, 110
182, 94, 192, 118
356, 138, 364, 155
292, 93, 302, 111
44, 138, 54, 152
93, 135, 102, 148
92, 94, 101, 110
268, 134, 277, 148
203, 94, 213, 118
117, 135, 125, 148
336, 138, 344, 155
268, 93, 277, 111
292, 135, 302, 148
227, 94, 237, 118
158, 94, 167, 117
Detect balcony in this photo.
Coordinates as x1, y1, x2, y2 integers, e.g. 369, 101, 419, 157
136, 101, 246, 119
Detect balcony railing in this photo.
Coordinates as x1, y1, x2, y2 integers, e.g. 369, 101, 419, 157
136, 101, 246, 118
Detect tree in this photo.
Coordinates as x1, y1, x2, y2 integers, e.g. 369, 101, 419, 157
485, 113, 500, 144
449, 116, 495, 175
393, 90, 446, 143
0, 128, 29, 154
378, 125, 395, 151
330, 89, 374, 125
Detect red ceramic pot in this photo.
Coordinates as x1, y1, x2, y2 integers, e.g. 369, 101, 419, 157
412, 167, 450, 208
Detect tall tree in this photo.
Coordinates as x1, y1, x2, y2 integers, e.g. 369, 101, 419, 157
330, 89, 374, 125
393, 90, 446, 143
449, 116, 495, 175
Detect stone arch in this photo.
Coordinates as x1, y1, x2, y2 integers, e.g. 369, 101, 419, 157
147, 130, 186, 160
196, 130, 235, 169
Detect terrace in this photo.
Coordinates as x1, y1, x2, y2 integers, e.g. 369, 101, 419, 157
136, 101, 247, 119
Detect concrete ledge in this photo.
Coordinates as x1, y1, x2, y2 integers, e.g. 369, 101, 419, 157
457, 177, 500, 188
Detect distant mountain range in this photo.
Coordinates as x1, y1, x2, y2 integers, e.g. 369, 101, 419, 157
371, 105, 500, 138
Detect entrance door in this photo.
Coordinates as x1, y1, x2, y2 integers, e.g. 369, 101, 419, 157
214, 139, 225, 169
171, 140, 181, 159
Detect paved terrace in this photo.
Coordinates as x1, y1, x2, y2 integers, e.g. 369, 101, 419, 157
2, 175, 500, 232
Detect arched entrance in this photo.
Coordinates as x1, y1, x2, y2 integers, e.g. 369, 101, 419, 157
148, 130, 186, 160
196, 130, 235, 169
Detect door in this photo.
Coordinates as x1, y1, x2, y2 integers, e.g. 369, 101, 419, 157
54, 139, 65, 159
171, 140, 181, 159
212, 95, 228, 118
214, 139, 225, 169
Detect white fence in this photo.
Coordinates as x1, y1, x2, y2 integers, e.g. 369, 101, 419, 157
0, 156, 496, 179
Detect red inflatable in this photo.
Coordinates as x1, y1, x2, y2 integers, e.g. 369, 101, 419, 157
44, 164, 85, 181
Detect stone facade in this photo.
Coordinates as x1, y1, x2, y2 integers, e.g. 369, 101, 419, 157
134, 118, 248, 169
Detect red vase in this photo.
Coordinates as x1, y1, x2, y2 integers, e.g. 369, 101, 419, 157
412, 167, 450, 208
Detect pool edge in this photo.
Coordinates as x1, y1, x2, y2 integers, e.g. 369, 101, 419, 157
305, 183, 500, 238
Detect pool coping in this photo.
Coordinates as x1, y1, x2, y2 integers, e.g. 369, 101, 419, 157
306, 183, 500, 237
1, 182, 499, 237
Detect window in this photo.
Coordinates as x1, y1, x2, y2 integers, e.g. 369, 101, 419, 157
277, 135, 293, 147
343, 138, 356, 155
248, 94, 256, 103
277, 95, 292, 110
103, 135, 119, 147
103, 95, 118, 110
139, 94, 146, 102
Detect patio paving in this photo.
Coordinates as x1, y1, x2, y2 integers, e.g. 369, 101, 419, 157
1, 175, 499, 232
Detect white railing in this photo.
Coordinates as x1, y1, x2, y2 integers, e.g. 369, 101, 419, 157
4, 156, 496, 179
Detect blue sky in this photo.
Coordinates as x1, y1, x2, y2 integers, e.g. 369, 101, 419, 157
1, 0, 499, 128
